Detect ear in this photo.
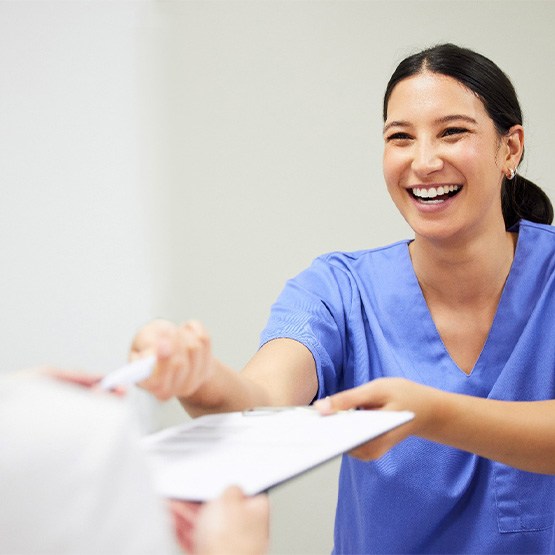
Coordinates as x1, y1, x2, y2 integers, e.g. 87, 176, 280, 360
502, 125, 524, 177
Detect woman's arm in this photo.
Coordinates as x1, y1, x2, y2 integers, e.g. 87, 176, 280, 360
316, 377, 555, 475
131, 319, 317, 416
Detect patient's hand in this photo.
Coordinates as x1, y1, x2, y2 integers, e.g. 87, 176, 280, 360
193, 487, 269, 555
40, 368, 126, 396
168, 499, 202, 553
168, 487, 269, 554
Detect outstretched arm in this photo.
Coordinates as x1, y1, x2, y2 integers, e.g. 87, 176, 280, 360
315, 377, 555, 475
131, 319, 317, 416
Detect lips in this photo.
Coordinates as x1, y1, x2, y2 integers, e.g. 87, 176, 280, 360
410, 185, 461, 203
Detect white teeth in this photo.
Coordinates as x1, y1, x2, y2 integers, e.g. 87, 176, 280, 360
411, 185, 460, 200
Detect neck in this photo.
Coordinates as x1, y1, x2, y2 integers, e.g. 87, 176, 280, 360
409, 225, 517, 307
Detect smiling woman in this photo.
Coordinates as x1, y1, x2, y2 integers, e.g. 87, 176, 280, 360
383, 70, 520, 244
129, 44, 555, 554
382, 43, 553, 231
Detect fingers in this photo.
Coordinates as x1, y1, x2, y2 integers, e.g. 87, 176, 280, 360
216, 486, 269, 520
314, 381, 387, 414
169, 488, 269, 555
43, 368, 102, 388
40, 368, 128, 397
314, 378, 416, 462
168, 499, 202, 554
132, 319, 214, 401
218, 485, 245, 502
194, 487, 270, 555
130, 318, 176, 360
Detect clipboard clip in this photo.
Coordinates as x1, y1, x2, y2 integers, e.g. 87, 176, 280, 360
242, 406, 317, 416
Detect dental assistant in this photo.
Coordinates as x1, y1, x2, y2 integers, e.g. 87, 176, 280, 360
133, 44, 555, 553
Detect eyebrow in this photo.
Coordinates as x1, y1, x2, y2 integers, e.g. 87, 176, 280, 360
383, 114, 479, 134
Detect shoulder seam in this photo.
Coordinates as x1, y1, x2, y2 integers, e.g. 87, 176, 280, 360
318, 239, 411, 264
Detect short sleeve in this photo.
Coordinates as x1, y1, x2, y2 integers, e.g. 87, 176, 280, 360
259, 254, 354, 398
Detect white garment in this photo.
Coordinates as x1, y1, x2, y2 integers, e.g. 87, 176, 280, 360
0, 374, 177, 554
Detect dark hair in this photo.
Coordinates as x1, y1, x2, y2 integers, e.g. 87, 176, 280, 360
383, 43, 553, 229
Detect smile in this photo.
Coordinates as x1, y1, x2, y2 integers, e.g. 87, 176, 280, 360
410, 185, 461, 203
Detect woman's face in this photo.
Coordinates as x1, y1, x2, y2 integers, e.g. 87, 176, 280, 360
383, 71, 509, 243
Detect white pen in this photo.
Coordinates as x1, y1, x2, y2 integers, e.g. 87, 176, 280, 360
100, 355, 157, 391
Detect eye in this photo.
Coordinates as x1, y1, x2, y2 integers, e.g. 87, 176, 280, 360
441, 127, 468, 138
385, 132, 413, 143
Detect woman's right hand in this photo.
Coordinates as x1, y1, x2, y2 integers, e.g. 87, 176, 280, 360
130, 319, 215, 401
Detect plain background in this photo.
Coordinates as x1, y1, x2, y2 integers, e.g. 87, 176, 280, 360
2, 1, 555, 553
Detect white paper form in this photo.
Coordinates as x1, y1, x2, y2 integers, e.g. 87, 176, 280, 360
141, 408, 413, 501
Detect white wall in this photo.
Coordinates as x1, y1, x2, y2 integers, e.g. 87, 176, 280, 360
2, 1, 555, 554
0, 1, 163, 374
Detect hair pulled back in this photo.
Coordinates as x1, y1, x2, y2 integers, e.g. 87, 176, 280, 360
383, 43, 553, 229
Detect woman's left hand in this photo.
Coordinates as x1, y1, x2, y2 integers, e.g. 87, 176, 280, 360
314, 377, 441, 461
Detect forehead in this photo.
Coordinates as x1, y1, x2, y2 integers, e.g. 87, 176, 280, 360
385, 71, 490, 124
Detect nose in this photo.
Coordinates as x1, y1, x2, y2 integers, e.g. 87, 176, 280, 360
411, 140, 443, 176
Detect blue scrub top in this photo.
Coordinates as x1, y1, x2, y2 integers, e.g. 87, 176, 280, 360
260, 220, 555, 554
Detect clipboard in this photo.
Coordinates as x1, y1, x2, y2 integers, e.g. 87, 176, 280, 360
141, 407, 413, 501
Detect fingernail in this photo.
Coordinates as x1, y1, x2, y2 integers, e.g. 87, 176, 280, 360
314, 396, 333, 415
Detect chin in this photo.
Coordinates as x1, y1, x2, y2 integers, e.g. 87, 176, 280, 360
407, 216, 466, 244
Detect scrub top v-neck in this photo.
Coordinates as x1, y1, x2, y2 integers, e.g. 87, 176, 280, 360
260, 219, 555, 554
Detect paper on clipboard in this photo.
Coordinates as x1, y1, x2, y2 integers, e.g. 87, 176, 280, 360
141, 408, 413, 501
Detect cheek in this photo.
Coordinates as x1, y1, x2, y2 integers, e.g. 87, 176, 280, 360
382, 150, 402, 191
382, 155, 407, 211
455, 143, 480, 168
450, 140, 495, 178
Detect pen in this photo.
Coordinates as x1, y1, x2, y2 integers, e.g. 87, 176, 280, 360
100, 355, 156, 390
242, 406, 357, 416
